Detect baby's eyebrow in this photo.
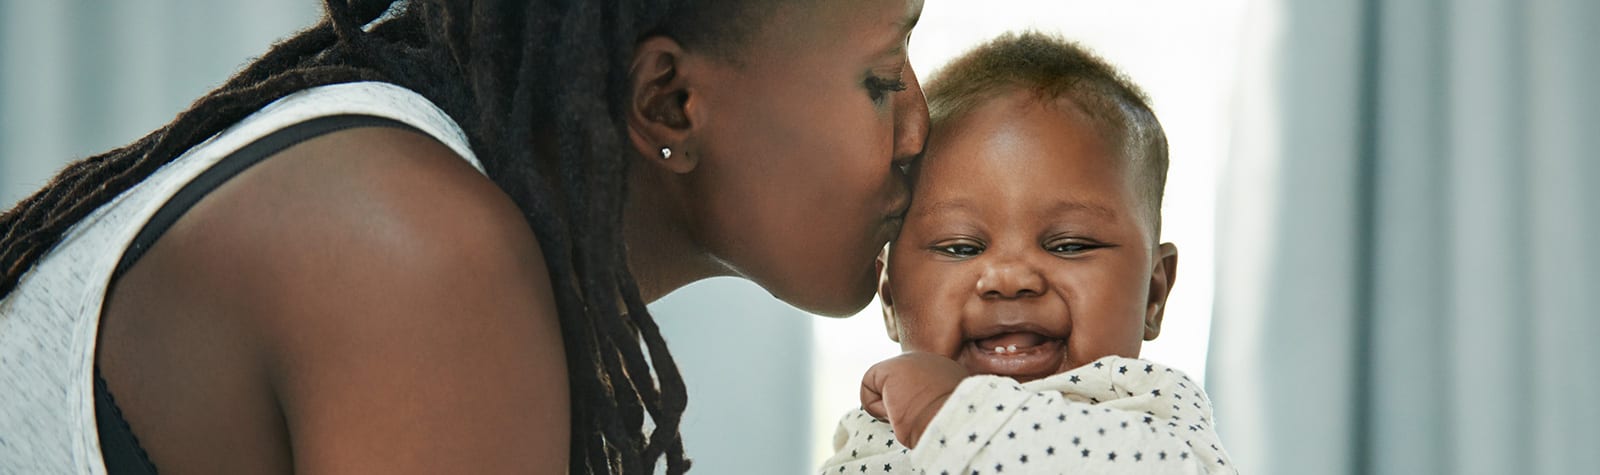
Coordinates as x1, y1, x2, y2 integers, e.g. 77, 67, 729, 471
910, 199, 1120, 221
909, 199, 976, 220
1046, 200, 1119, 220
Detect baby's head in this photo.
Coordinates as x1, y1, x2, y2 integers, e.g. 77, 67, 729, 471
878, 32, 1175, 382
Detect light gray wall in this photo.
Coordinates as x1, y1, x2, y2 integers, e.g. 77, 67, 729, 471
651, 278, 815, 474
0, 0, 322, 206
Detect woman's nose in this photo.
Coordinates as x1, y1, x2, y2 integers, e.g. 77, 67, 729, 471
892, 61, 929, 165
975, 255, 1046, 299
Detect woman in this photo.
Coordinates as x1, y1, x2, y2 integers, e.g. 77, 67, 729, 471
0, 0, 928, 473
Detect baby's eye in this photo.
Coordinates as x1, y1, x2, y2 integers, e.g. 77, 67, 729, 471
1046, 241, 1099, 255
934, 243, 984, 257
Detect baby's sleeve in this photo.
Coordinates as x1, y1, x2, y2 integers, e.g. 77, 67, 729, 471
817, 408, 918, 475
907, 356, 1237, 474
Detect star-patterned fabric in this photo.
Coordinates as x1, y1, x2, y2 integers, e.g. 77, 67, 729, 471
819, 356, 1236, 474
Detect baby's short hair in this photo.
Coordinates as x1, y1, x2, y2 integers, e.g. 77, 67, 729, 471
925, 31, 1169, 238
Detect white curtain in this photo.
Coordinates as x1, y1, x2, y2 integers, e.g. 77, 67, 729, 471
1209, 0, 1600, 473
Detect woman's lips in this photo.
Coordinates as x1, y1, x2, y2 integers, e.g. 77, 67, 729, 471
959, 332, 1065, 380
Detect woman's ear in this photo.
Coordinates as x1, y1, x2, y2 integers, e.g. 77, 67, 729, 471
1143, 243, 1179, 341
878, 248, 902, 343
627, 36, 698, 174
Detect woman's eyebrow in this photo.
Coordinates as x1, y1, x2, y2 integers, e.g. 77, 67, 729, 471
874, 7, 922, 58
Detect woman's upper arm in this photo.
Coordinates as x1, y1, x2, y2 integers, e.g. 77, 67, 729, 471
239, 128, 570, 473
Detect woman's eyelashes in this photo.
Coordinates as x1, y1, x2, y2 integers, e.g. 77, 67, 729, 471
864, 73, 908, 105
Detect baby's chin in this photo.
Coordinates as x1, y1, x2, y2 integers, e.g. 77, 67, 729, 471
955, 334, 1072, 382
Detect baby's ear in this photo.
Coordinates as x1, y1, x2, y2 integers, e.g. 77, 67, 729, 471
877, 247, 902, 343
1143, 243, 1179, 341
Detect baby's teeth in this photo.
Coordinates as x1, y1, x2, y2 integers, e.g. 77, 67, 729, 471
994, 346, 1006, 354
1007, 344, 1018, 353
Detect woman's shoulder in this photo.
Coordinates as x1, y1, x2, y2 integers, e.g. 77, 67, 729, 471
149, 122, 573, 470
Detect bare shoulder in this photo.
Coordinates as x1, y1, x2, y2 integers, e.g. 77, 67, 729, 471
174, 125, 571, 471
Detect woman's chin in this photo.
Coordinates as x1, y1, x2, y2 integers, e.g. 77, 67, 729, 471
774, 276, 877, 317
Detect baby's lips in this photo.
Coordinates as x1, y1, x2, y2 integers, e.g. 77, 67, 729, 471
974, 331, 1048, 352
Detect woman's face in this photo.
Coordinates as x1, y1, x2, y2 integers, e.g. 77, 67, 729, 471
682, 0, 929, 316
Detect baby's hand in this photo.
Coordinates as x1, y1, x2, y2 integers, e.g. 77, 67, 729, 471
859, 351, 969, 449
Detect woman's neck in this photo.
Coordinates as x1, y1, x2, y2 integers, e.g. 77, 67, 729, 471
622, 164, 730, 303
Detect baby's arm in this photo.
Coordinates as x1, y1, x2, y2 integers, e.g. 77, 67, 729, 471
862, 354, 1236, 474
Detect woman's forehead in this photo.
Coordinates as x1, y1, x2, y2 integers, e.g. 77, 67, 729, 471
741, 0, 921, 58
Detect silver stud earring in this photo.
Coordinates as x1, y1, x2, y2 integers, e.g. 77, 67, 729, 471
659, 147, 673, 160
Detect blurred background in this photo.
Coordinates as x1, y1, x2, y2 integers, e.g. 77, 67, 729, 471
1, 1, 1595, 474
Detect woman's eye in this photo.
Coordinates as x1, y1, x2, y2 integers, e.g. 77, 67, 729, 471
865, 75, 908, 105
935, 243, 983, 257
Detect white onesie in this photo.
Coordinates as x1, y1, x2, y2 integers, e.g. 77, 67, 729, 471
821, 355, 1236, 474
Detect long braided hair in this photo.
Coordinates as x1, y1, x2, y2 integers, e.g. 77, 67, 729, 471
0, 0, 782, 472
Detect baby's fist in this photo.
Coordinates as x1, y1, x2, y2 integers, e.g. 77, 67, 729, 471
860, 352, 969, 448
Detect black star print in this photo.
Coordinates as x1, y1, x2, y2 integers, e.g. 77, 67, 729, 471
968, 404, 976, 413
1145, 364, 1154, 373
1181, 452, 1189, 460
995, 404, 1005, 412
859, 465, 866, 472
1007, 431, 1016, 439
883, 463, 892, 472
1108, 451, 1117, 461
885, 439, 893, 447
994, 463, 1003, 473
1134, 452, 1143, 461
1093, 361, 1103, 368
939, 437, 947, 447
1159, 451, 1167, 460
1152, 389, 1162, 397
1081, 449, 1091, 457
1118, 366, 1128, 374
1069, 375, 1081, 383
1072, 436, 1080, 445
969, 433, 978, 443
1046, 446, 1056, 455
1019, 454, 1028, 463
1058, 413, 1067, 422
1032, 423, 1041, 431
1097, 427, 1106, 436
867, 434, 873, 441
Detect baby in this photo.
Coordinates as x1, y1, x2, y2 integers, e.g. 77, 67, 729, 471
820, 32, 1235, 474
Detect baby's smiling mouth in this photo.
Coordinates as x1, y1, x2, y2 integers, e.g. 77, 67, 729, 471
960, 330, 1067, 381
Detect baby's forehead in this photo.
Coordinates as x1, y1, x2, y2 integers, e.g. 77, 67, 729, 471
920, 93, 1135, 180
